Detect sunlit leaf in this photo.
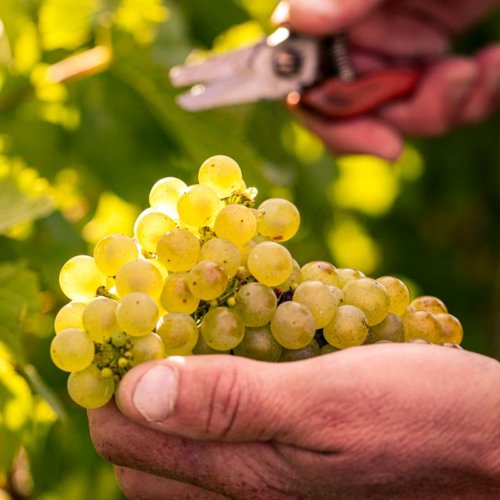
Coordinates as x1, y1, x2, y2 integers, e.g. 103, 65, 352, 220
12, 19, 40, 73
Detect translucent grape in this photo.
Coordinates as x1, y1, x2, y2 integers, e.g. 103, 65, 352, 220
134, 209, 177, 254
276, 258, 302, 291
116, 292, 158, 337
59, 255, 107, 302
213, 204, 257, 246
129, 333, 165, 366
54, 302, 86, 334
279, 339, 320, 362
187, 260, 228, 300
50, 328, 95, 372
257, 198, 300, 242
409, 296, 448, 315
149, 176, 187, 218
156, 313, 198, 355
323, 305, 369, 349
233, 325, 282, 362
343, 277, 390, 326
82, 297, 120, 342
200, 238, 241, 278
434, 313, 463, 344
247, 241, 293, 287
160, 272, 199, 314
403, 310, 442, 343
327, 286, 344, 308
367, 313, 404, 343
235, 282, 277, 327
93, 234, 139, 277
270, 301, 316, 349
198, 155, 244, 198
115, 259, 163, 298
192, 335, 230, 355
177, 184, 221, 227
377, 276, 411, 316
301, 261, 340, 287
67, 364, 115, 409
293, 280, 337, 329
201, 307, 245, 351
337, 268, 365, 288
156, 228, 200, 272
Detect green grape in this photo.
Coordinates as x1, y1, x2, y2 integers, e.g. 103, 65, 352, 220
93, 234, 139, 277
292, 280, 337, 329
201, 307, 245, 351
111, 331, 128, 347
134, 209, 177, 254
115, 259, 163, 298
409, 296, 448, 315
323, 305, 369, 349
177, 184, 221, 228
82, 297, 121, 342
270, 301, 316, 349
192, 335, 230, 355
367, 313, 404, 343
54, 301, 86, 334
233, 325, 282, 361
156, 313, 198, 355
320, 343, 340, 355
377, 276, 411, 316
247, 241, 293, 287
235, 282, 277, 327
187, 260, 228, 300
67, 364, 115, 409
434, 313, 463, 345
213, 204, 257, 246
129, 333, 165, 366
343, 277, 390, 326
115, 292, 158, 337
276, 258, 302, 291
200, 238, 241, 278
257, 198, 300, 242
301, 261, 340, 287
149, 176, 187, 218
279, 338, 320, 362
50, 328, 95, 372
59, 255, 107, 302
148, 257, 168, 279
156, 228, 200, 272
337, 268, 365, 288
160, 272, 199, 314
403, 310, 442, 343
198, 155, 244, 198
327, 286, 344, 308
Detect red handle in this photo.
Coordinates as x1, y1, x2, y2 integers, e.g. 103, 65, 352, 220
299, 68, 422, 119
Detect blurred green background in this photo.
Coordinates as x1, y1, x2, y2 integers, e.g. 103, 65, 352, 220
0, 0, 498, 498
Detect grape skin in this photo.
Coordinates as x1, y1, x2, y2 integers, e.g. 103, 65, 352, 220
257, 198, 300, 242
435, 313, 463, 345
115, 259, 164, 298
200, 238, 241, 278
301, 261, 340, 287
156, 313, 199, 355
377, 276, 410, 317
279, 339, 320, 362
115, 292, 158, 337
235, 282, 277, 327
134, 209, 177, 254
213, 204, 257, 246
129, 333, 165, 366
82, 297, 120, 342
149, 176, 187, 218
59, 255, 107, 302
67, 364, 115, 409
198, 155, 244, 198
247, 241, 293, 287
188, 261, 228, 301
177, 184, 221, 228
160, 272, 199, 314
50, 328, 95, 372
201, 307, 245, 351
233, 325, 282, 362
93, 234, 140, 277
156, 228, 200, 272
403, 310, 442, 343
54, 301, 86, 334
270, 301, 316, 350
409, 296, 448, 315
323, 305, 369, 349
292, 280, 337, 329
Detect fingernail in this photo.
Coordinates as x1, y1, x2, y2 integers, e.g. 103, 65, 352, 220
271, 1, 290, 25
132, 365, 178, 422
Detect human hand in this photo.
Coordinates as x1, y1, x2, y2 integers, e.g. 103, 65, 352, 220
272, 0, 500, 159
88, 344, 500, 499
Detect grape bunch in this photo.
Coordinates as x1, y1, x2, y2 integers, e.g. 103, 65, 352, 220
51, 155, 464, 409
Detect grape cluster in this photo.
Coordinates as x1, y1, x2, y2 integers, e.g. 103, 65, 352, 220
51, 155, 464, 409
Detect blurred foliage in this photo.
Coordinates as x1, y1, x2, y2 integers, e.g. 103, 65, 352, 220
0, 0, 498, 497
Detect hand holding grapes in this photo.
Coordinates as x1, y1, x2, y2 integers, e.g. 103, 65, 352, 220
88, 344, 500, 499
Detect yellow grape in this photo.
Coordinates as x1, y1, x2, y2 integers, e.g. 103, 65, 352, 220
192, 335, 230, 355
247, 241, 293, 287
201, 307, 245, 351
149, 176, 187, 218
403, 310, 442, 343
301, 261, 340, 287
115, 292, 158, 337
50, 328, 95, 372
93, 234, 139, 277
134, 209, 177, 254
343, 277, 390, 326
323, 305, 369, 349
279, 339, 320, 362
367, 313, 404, 343
160, 272, 199, 314
67, 364, 115, 409
235, 282, 277, 327
270, 301, 316, 349
156, 228, 200, 272
434, 313, 463, 345
293, 280, 338, 328
177, 184, 221, 227
129, 333, 165, 366
257, 198, 300, 242
213, 204, 257, 246
233, 325, 282, 362
54, 302, 86, 334
115, 259, 164, 298
409, 296, 448, 315
377, 276, 411, 317
276, 258, 302, 291
337, 268, 365, 288
187, 260, 228, 300
200, 238, 241, 278
156, 313, 199, 355
198, 155, 244, 198
59, 255, 107, 302
82, 297, 120, 342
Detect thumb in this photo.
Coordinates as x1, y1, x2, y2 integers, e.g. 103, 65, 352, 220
116, 355, 327, 445
273, 0, 386, 35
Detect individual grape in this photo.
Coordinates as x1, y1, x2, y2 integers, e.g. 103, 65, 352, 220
192, 335, 230, 355
409, 296, 448, 315
435, 313, 463, 345
257, 198, 300, 242
149, 176, 187, 218
323, 305, 369, 349
177, 184, 221, 228
292, 280, 337, 329
156, 313, 199, 355
67, 364, 115, 409
156, 228, 200, 272
134, 209, 177, 254
59, 255, 107, 302
54, 302, 86, 333
403, 310, 442, 343
343, 277, 390, 326
147, 257, 168, 279
129, 333, 165, 366
233, 325, 282, 361
276, 258, 302, 291
187, 260, 228, 301
82, 297, 120, 342
247, 241, 293, 287
328, 286, 344, 308
111, 331, 128, 347
377, 276, 411, 317
115, 259, 163, 298
115, 292, 158, 337
320, 343, 340, 355
198, 155, 244, 198
200, 238, 241, 278
270, 301, 316, 350
213, 204, 257, 246
93, 234, 139, 277
301, 261, 340, 287
50, 328, 95, 372
279, 339, 320, 362
235, 282, 277, 327
337, 268, 365, 288
201, 307, 245, 351
160, 272, 199, 314
367, 313, 404, 343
